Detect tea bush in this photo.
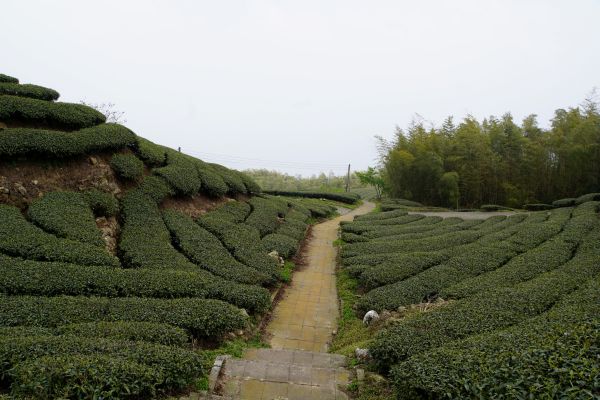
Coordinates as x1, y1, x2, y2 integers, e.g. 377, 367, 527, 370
264, 190, 359, 204
262, 233, 299, 258
110, 153, 144, 180
0, 74, 18, 83
245, 196, 288, 236
0, 82, 60, 101
83, 189, 119, 217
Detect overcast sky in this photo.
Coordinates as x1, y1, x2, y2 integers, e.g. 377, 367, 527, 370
4, 0, 600, 176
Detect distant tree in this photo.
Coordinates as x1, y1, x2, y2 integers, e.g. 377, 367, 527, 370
79, 101, 127, 124
355, 167, 385, 200
438, 171, 460, 209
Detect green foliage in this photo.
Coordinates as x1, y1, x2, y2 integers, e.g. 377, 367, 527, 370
197, 214, 280, 280
380, 198, 423, 211
262, 233, 299, 258
480, 204, 513, 211
138, 175, 174, 203
353, 209, 408, 222
196, 163, 228, 197
27, 191, 104, 246
552, 197, 576, 207
162, 209, 273, 286
209, 163, 247, 194
244, 168, 367, 193
153, 153, 202, 196
56, 321, 189, 347
0, 204, 118, 266
0, 335, 204, 398
264, 190, 360, 204
0, 95, 106, 130
245, 196, 288, 237
0, 295, 247, 337
0, 73, 19, 83
0, 82, 59, 101
523, 203, 554, 211
0, 123, 136, 157
355, 167, 385, 199
0, 254, 270, 313
209, 200, 252, 223
83, 188, 119, 217
239, 173, 262, 194
575, 192, 600, 205
110, 153, 144, 180
134, 137, 166, 166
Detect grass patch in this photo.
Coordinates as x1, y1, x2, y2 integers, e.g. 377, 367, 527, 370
198, 334, 269, 373
281, 261, 295, 284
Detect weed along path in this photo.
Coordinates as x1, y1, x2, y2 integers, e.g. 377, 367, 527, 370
217, 201, 375, 400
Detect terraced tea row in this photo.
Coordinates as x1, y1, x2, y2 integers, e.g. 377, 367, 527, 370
339, 202, 600, 398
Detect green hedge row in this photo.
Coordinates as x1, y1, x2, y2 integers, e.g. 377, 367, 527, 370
0, 254, 270, 313
0, 123, 136, 157
369, 223, 600, 370
523, 203, 554, 211
367, 218, 484, 241
198, 214, 280, 280
0, 73, 18, 83
162, 209, 273, 286
196, 161, 229, 197
264, 190, 359, 204
277, 218, 308, 241
0, 95, 105, 130
83, 188, 120, 217
354, 209, 408, 222
353, 212, 560, 311
0, 295, 247, 338
245, 196, 288, 237
27, 191, 104, 247
390, 275, 600, 399
575, 192, 600, 205
0, 334, 204, 398
209, 163, 247, 194
110, 153, 144, 180
134, 137, 167, 166
341, 215, 425, 235
208, 201, 252, 223
287, 198, 336, 218
262, 233, 299, 258
139, 175, 174, 203
0, 82, 60, 101
56, 321, 189, 347
444, 205, 597, 298
119, 189, 197, 271
552, 197, 576, 207
480, 204, 513, 211
0, 204, 118, 267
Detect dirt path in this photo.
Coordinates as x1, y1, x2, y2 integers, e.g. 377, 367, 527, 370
217, 201, 375, 400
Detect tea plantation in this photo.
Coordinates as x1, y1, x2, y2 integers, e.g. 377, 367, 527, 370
340, 201, 600, 398
0, 73, 345, 398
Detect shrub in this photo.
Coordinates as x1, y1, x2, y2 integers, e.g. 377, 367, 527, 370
197, 214, 280, 279
27, 191, 104, 246
354, 209, 408, 222
56, 321, 189, 347
239, 173, 262, 194
262, 233, 299, 258
0, 204, 118, 267
153, 164, 201, 196
523, 203, 554, 211
264, 190, 359, 204
110, 153, 144, 180
0, 123, 136, 157
0, 73, 19, 83
277, 218, 308, 241
196, 162, 228, 197
552, 197, 576, 207
0, 95, 106, 130
0, 82, 60, 101
162, 209, 273, 286
286, 198, 336, 218
0, 335, 204, 397
245, 196, 288, 237
0, 254, 271, 313
209, 163, 247, 194
139, 175, 174, 203
480, 204, 512, 211
134, 137, 166, 166
0, 295, 247, 337
83, 188, 119, 217
575, 192, 600, 205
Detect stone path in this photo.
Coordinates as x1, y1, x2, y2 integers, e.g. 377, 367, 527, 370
217, 201, 375, 400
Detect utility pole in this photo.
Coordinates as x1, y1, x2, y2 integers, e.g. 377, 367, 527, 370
178, 147, 181, 152
345, 164, 351, 192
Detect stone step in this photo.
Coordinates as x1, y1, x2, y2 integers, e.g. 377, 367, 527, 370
243, 348, 346, 368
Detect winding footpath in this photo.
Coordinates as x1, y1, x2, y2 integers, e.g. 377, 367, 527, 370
218, 201, 375, 400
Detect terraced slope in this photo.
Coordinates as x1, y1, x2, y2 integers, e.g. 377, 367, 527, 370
0, 73, 347, 399
339, 204, 600, 399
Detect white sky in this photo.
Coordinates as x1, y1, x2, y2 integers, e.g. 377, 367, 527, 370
4, 0, 600, 176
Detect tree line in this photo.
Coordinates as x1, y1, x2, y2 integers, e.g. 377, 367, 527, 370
376, 96, 600, 208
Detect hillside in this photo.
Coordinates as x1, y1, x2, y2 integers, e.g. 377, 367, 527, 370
0, 73, 347, 398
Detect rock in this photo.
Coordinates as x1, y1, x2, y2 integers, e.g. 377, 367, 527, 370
13, 182, 27, 196
0, 187, 9, 194
268, 250, 280, 260
380, 310, 392, 321
332, 329, 337, 336
236, 330, 244, 336
356, 368, 365, 381
89, 156, 98, 165
355, 348, 370, 361
362, 310, 380, 326
31, 180, 38, 185
240, 309, 249, 318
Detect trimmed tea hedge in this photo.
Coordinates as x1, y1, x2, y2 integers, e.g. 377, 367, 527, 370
0, 95, 106, 130
239, 173, 262, 194
552, 197, 576, 207
575, 192, 600, 205
0, 74, 18, 83
209, 163, 247, 194
83, 189, 119, 217
0, 82, 60, 101
198, 214, 280, 279
139, 175, 174, 203
0, 123, 136, 157
262, 233, 299, 258
480, 204, 513, 211
110, 153, 144, 180
0, 204, 118, 267
277, 217, 308, 241
27, 191, 104, 247
56, 321, 189, 347
196, 162, 228, 197
286, 198, 336, 218
0, 295, 247, 337
0, 254, 271, 313
0, 335, 204, 398
523, 203, 553, 211
354, 209, 408, 222
134, 137, 166, 166
245, 196, 288, 237
209, 201, 252, 223
264, 190, 359, 204
163, 209, 273, 286
153, 151, 202, 196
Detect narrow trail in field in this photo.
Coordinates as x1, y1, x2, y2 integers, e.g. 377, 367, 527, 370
217, 201, 375, 400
